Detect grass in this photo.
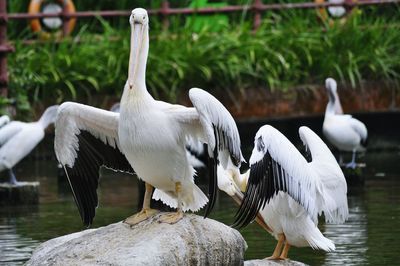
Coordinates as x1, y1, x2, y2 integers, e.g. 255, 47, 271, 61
4, 6, 400, 117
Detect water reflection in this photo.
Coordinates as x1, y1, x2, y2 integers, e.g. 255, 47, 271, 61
0, 220, 39, 265
323, 190, 368, 265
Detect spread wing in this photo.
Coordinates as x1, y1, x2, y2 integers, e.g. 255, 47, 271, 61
233, 125, 319, 228
55, 102, 133, 226
299, 126, 349, 223
166, 88, 244, 217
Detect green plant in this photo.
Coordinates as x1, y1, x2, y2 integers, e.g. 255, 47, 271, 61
6, 7, 400, 117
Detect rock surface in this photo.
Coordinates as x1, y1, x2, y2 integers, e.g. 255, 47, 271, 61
0, 182, 39, 205
26, 213, 247, 266
245, 259, 307, 266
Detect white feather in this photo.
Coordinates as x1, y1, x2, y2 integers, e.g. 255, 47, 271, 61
55, 102, 120, 168
219, 125, 348, 253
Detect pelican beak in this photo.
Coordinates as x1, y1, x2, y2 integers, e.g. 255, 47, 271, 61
128, 18, 145, 90
230, 182, 244, 205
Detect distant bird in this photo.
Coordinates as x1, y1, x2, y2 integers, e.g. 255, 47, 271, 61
0, 105, 59, 185
54, 8, 243, 227
323, 78, 368, 168
220, 125, 348, 260
0, 115, 10, 128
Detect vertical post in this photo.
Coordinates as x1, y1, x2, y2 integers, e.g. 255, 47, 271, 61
344, 0, 355, 14
62, 2, 70, 37
252, 0, 262, 32
0, 0, 11, 98
161, 0, 170, 30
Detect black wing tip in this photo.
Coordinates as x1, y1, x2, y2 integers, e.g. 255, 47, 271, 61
232, 152, 275, 229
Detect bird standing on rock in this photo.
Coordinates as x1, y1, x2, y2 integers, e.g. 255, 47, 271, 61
54, 8, 243, 227
218, 125, 348, 260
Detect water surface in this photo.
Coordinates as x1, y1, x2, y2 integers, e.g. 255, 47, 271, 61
1, 116, 400, 265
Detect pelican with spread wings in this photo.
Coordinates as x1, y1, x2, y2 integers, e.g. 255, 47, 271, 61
54, 8, 243, 227
218, 125, 348, 259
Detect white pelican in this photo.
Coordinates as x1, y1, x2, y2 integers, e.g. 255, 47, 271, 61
54, 8, 243, 227
323, 78, 368, 168
111, 102, 205, 168
0, 105, 59, 185
219, 125, 348, 260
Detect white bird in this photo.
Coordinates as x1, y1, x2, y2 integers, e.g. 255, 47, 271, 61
323, 78, 368, 168
54, 8, 243, 227
111, 102, 205, 168
0, 115, 10, 128
0, 105, 59, 185
218, 125, 348, 260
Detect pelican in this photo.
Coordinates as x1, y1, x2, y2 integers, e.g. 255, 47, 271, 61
111, 102, 204, 168
220, 125, 348, 260
0, 105, 59, 185
323, 78, 368, 168
54, 8, 243, 227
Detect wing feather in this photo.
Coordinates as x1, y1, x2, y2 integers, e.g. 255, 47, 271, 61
349, 117, 368, 143
55, 102, 133, 226
299, 126, 349, 223
233, 125, 318, 228
167, 88, 243, 218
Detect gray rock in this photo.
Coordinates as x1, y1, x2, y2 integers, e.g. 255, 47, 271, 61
26, 213, 247, 266
245, 259, 307, 266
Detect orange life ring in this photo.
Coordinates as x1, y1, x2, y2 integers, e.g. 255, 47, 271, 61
315, 0, 355, 26
28, 0, 76, 39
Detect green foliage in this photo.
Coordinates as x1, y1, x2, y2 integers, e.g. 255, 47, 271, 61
6, 7, 400, 115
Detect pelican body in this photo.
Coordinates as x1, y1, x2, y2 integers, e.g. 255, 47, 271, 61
218, 125, 348, 259
54, 8, 242, 226
323, 78, 368, 168
0, 106, 59, 185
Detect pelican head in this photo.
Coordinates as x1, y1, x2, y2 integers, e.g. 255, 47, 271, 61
325, 78, 337, 92
325, 77, 337, 103
217, 165, 246, 204
127, 8, 149, 90
130, 8, 149, 26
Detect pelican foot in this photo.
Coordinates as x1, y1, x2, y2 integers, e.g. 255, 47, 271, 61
158, 211, 184, 224
123, 208, 159, 226
345, 162, 357, 169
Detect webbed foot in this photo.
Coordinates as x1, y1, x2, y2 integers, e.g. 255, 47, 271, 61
158, 211, 184, 224
123, 208, 159, 226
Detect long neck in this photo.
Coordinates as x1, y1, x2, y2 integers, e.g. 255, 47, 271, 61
127, 25, 149, 95
325, 89, 336, 116
38, 106, 58, 128
333, 90, 343, 114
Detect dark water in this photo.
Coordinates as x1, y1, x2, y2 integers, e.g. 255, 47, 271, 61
1, 115, 400, 265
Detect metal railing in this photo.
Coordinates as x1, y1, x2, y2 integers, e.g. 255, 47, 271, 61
0, 0, 399, 97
